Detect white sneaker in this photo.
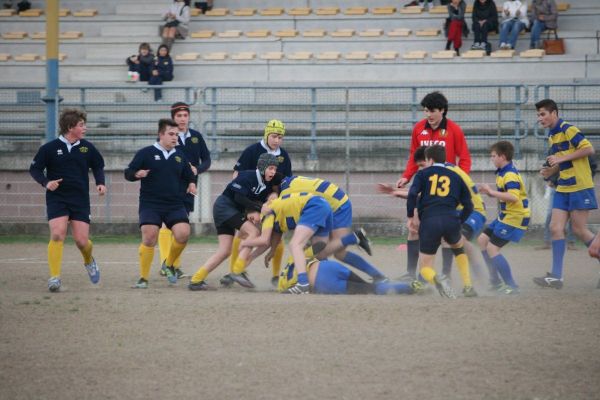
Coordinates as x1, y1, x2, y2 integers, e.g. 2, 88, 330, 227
48, 277, 61, 292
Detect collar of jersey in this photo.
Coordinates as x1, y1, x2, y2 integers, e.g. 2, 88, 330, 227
424, 116, 448, 131
153, 142, 177, 159
59, 135, 80, 152
496, 161, 514, 175
178, 130, 191, 144
548, 118, 565, 136
255, 169, 266, 192
432, 162, 446, 168
260, 139, 281, 156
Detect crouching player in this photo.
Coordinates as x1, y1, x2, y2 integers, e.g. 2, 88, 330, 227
125, 119, 197, 288
278, 257, 423, 295
477, 141, 530, 295
188, 154, 280, 291
406, 145, 474, 299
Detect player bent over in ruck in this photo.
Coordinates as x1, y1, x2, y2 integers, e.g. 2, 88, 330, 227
406, 145, 474, 299
125, 119, 197, 289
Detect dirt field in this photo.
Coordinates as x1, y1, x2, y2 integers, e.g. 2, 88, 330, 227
1, 241, 599, 400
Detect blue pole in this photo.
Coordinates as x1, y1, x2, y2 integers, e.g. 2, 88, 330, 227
43, 0, 60, 142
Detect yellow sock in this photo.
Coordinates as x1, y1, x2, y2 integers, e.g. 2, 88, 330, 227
166, 238, 186, 268
173, 254, 182, 268
79, 240, 93, 265
158, 227, 172, 264
228, 236, 241, 273
48, 240, 64, 278
138, 244, 154, 280
455, 253, 472, 287
232, 257, 246, 274
272, 240, 284, 278
420, 266, 437, 284
191, 266, 208, 284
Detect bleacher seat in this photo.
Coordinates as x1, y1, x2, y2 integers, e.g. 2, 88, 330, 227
288, 8, 311, 16
345, 51, 369, 60
0, 53, 11, 61
59, 31, 83, 39
491, 49, 515, 58
232, 8, 254, 16
416, 28, 440, 36
317, 51, 341, 60
316, 7, 339, 15
233, 8, 256, 16
344, 7, 368, 15
189, 8, 202, 17
359, 29, 383, 37
372, 7, 396, 15
261, 52, 284, 60
330, 29, 355, 37
387, 28, 411, 37
175, 53, 199, 61
302, 29, 327, 37
288, 52, 313, 60
204, 52, 228, 61
205, 8, 228, 16
1, 31, 27, 39
403, 50, 427, 59
41, 53, 67, 61
374, 51, 399, 60
190, 30, 214, 38
0, 9, 16, 16
14, 53, 39, 61
429, 6, 448, 14
432, 50, 456, 59
274, 29, 297, 38
461, 50, 486, 58
260, 8, 284, 16
231, 52, 256, 60
520, 49, 545, 58
19, 9, 43, 17
59, 9, 70, 17
400, 6, 423, 14
246, 30, 270, 38
72, 9, 98, 17
218, 30, 242, 38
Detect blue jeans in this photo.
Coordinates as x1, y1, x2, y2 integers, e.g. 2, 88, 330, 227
530, 20, 547, 47
544, 187, 575, 244
499, 19, 525, 48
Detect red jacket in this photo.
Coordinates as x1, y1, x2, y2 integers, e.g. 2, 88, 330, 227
402, 117, 471, 181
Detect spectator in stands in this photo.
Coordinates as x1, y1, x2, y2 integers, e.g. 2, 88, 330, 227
149, 45, 174, 102
194, 1, 213, 14
471, 0, 499, 51
445, 0, 467, 55
161, 0, 191, 50
405, 0, 449, 9
499, 0, 529, 50
530, 0, 558, 49
126, 43, 154, 82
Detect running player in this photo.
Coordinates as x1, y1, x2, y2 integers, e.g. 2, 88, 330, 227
478, 141, 530, 295
158, 102, 211, 279
395, 92, 472, 279
534, 99, 597, 289
406, 145, 474, 299
29, 108, 106, 292
279, 175, 386, 282
125, 119, 197, 288
222, 119, 292, 286
188, 154, 280, 291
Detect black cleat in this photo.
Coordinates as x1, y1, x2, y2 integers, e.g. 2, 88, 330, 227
354, 228, 373, 256
188, 280, 216, 291
533, 272, 563, 289
220, 274, 234, 287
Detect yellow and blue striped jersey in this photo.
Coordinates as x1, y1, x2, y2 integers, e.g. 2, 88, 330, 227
445, 163, 486, 216
262, 192, 315, 233
548, 119, 594, 193
280, 176, 348, 212
495, 162, 530, 230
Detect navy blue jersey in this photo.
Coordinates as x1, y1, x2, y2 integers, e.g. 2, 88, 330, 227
29, 137, 105, 206
407, 163, 473, 222
124, 143, 195, 210
222, 170, 278, 212
234, 142, 293, 177
178, 128, 211, 174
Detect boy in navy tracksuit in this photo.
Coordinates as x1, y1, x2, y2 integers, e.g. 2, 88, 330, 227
126, 42, 154, 82
29, 108, 106, 292
148, 44, 174, 102
158, 102, 211, 279
406, 145, 474, 299
124, 118, 196, 288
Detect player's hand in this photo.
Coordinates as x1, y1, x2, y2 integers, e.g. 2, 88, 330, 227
478, 183, 491, 195
267, 192, 278, 201
135, 169, 150, 179
396, 177, 409, 188
261, 202, 273, 215
264, 249, 275, 268
247, 211, 260, 224
46, 178, 63, 191
189, 163, 198, 175
97, 184, 107, 196
376, 183, 395, 194
546, 155, 562, 167
187, 183, 197, 195
408, 217, 419, 232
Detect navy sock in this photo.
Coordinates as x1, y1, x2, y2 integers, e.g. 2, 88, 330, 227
482, 250, 501, 286
375, 281, 412, 295
491, 254, 517, 288
343, 251, 384, 279
407, 239, 420, 277
551, 239, 566, 279
341, 233, 358, 247
442, 248, 453, 276
297, 272, 309, 285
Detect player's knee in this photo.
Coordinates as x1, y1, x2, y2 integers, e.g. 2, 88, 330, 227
451, 247, 465, 256
476, 234, 487, 249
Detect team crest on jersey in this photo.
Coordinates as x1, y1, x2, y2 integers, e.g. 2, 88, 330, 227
154, 155, 161, 160
440, 129, 447, 137
79, 146, 88, 153
191, 137, 199, 144
56, 149, 63, 155
277, 156, 285, 163
175, 156, 182, 163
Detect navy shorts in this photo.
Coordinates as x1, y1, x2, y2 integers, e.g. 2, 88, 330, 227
139, 207, 189, 229
47, 200, 90, 224
553, 188, 598, 211
418, 215, 462, 255
313, 260, 351, 294
298, 197, 333, 237
332, 201, 352, 230
461, 210, 486, 241
483, 219, 525, 248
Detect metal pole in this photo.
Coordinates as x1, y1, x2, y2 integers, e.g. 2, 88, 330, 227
344, 88, 350, 195
309, 88, 318, 160
43, 0, 60, 142
210, 87, 218, 159
497, 87, 502, 139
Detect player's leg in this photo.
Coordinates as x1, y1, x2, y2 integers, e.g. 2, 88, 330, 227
478, 224, 503, 289
229, 221, 260, 288
287, 225, 318, 293
543, 207, 569, 284
404, 216, 420, 280
160, 209, 191, 284
484, 229, 518, 294
570, 209, 595, 245
271, 240, 285, 283
443, 216, 476, 297
227, 232, 241, 274
71, 219, 100, 285
47, 215, 68, 292
158, 224, 172, 275
134, 224, 160, 288
418, 218, 455, 299
189, 234, 233, 290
